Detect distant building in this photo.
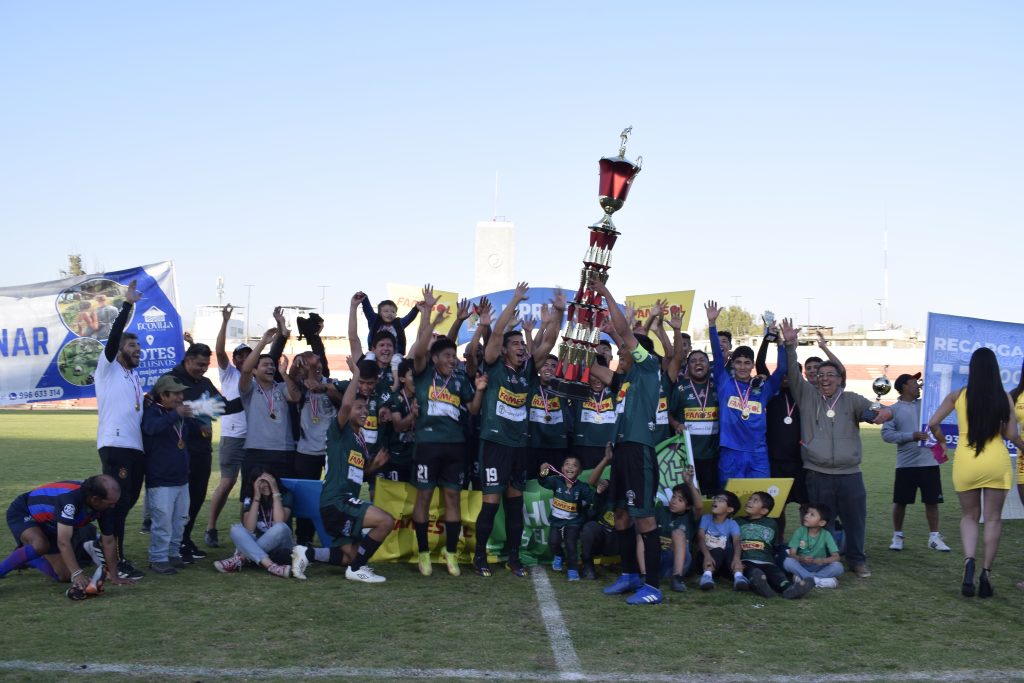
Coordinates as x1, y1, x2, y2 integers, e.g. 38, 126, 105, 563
474, 219, 515, 295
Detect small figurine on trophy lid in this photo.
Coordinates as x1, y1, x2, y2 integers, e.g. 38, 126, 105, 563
871, 365, 893, 410
550, 127, 641, 399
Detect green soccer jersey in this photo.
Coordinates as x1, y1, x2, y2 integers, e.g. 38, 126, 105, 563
538, 475, 595, 528
653, 374, 674, 445
383, 389, 415, 466
413, 364, 474, 444
668, 378, 720, 461
480, 357, 534, 447
737, 516, 778, 564
788, 526, 839, 559
614, 346, 662, 447
571, 387, 618, 447
322, 420, 369, 506
588, 490, 616, 530
655, 503, 696, 551
528, 378, 569, 449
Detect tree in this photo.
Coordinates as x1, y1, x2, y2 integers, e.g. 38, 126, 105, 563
61, 254, 85, 278
704, 305, 763, 338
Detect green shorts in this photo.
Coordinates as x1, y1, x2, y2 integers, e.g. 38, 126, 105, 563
320, 498, 370, 547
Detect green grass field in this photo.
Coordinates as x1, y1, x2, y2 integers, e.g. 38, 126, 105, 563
1, 410, 1022, 682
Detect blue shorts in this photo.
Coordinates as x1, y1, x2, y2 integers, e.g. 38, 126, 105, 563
6, 494, 57, 550
718, 447, 770, 487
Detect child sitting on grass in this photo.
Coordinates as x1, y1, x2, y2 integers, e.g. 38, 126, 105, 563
737, 491, 812, 599
697, 490, 746, 591
539, 455, 602, 581
783, 502, 844, 588
654, 471, 702, 593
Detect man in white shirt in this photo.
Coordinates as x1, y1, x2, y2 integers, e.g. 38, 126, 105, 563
94, 279, 145, 581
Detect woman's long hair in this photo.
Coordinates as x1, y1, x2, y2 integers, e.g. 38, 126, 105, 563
965, 347, 1009, 455
1010, 358, 1024, 404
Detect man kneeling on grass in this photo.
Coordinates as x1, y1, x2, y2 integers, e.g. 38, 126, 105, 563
290, 362, 394, 583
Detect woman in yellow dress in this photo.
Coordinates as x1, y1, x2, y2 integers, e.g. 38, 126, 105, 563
927, 348, 1024, 598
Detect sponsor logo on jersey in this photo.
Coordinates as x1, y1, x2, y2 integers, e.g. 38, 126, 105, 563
348, 451, 365, 468
583, 397, 614, 412
429, 387, 461, 407
726, 396, 762, 414
61, 504, 76, 519
551, 497, 577, 513
497, 386, 527, 408
530, 394, 561, 411
683, 407, 719, 420
363, 415, 378, 431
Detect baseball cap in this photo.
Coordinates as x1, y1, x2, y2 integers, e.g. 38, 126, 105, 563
233, 343, 252, 355
894, 372, 922, 392
153, 375, 188, 395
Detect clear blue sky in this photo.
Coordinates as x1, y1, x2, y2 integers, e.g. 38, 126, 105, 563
2, 2, 1020, 333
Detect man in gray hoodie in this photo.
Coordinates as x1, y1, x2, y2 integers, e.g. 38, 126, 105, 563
780, 319, 891, 579
881, 372, 951, 553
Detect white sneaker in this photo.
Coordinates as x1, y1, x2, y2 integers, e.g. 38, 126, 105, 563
83, 540, 104, 568
291, 545, 309, 580
814, 576, 839, 589
889, 533, 904, 551
346, 565, 386, 583
928, 533, 951, 552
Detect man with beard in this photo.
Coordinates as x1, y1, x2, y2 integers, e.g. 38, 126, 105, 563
669, 349, 720, 494
472, 282, 563, 578
94, 279, 146, 580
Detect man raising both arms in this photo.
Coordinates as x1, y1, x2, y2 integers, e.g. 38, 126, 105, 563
473, 282, 564, 577
587, 277, 665, 605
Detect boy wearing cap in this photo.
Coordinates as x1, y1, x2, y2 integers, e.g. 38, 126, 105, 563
881, 372, 950, 552
142, 375, 195, 574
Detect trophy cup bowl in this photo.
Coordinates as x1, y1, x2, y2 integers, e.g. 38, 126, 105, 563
871, 375, 892, 410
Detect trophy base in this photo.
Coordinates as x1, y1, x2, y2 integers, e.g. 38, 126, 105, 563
547, 377, 593, 401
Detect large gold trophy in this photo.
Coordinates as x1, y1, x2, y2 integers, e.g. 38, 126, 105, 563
549, 127, 641, 399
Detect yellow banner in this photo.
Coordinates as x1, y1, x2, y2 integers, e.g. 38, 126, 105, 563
373, 478, 482, 563
698, 478, 795, 519
625, 290, 696, 355
386, 283, 460, 341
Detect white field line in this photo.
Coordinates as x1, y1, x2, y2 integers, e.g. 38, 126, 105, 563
2, 660, 1024, 681
530, 566, 583, 679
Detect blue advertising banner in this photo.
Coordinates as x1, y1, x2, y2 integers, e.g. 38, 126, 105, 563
922, 312, 1024, 454
0, 261, 184, 405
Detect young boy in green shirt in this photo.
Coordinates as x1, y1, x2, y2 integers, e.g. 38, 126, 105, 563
651, 473, 701, 593
538, 456, 602, 580
783, 502, 844, 588
737, 491, 812, 599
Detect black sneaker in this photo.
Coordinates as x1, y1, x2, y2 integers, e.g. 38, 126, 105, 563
117, 559, 145, 580
139, 518, 152, 534
181, 541, 207, 560
581, 563, 597, 580
671, 575, 687, 592
204, 529, 220, 548
149, 561, 177, 575
749, 568, 775, 598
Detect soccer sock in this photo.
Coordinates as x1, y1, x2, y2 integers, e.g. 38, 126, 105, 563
306, 547, 331, 563
350, 535, 383, 571
0, 545, 42, 576
617, 527, 638, 574
475, 502, 500, 557
504, 496, 525, 563
328, 547, 344, 566
27, 557, 59, 581
641, 530, 661, 590
415, 521, 430, 553
445, 519, 461, 554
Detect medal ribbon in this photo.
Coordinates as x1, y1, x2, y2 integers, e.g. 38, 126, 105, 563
173, 417, 184, 445
543, 461, 573, 485
689, 380, 709, 411
822, 389, 844, 416
125, 367, 142, 410
256, 382, 276, 417
308, 389, 319, 422
784, 394, 794, 420
431, 371, 452, 401
732, 379, 753, 414
539, 384, 553, 420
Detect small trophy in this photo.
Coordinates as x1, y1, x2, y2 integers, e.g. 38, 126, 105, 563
763, 310, 777, 343
871, 365, 892, 410
550, 128, 641, 399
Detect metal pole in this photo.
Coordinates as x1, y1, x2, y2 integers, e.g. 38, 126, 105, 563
245, 284, 254, 341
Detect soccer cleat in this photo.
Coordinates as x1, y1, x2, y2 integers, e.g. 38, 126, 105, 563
603, 573, 644, 595
734, 574, 751, 591
551, 555, 564, 571
748, 568, 775, 598
506, 561, 529, 578
814, 576, 839, 589
581, 563, 597, 580
699, 574, 715, 591
567, 569, 580, 581
214, 553, 244, 574
267, 563, 291, 578
148, 561, 177, 575
783, 577, 814, 599
472, 555, 492, 578
625, 584, 663, 605
66, 585, 89, 601
889, 533, 904, 551
117, 559, 145, 581
418, 551, 433, 577
291, 545, 309, 580
204, 529, 220, 548
346, 565, 386, 583
671, 575, 687, 592
928, 533, 951, 552
441, 549, 461, 577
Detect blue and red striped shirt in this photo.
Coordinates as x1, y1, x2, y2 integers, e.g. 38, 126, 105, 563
23, 481, 114, 533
